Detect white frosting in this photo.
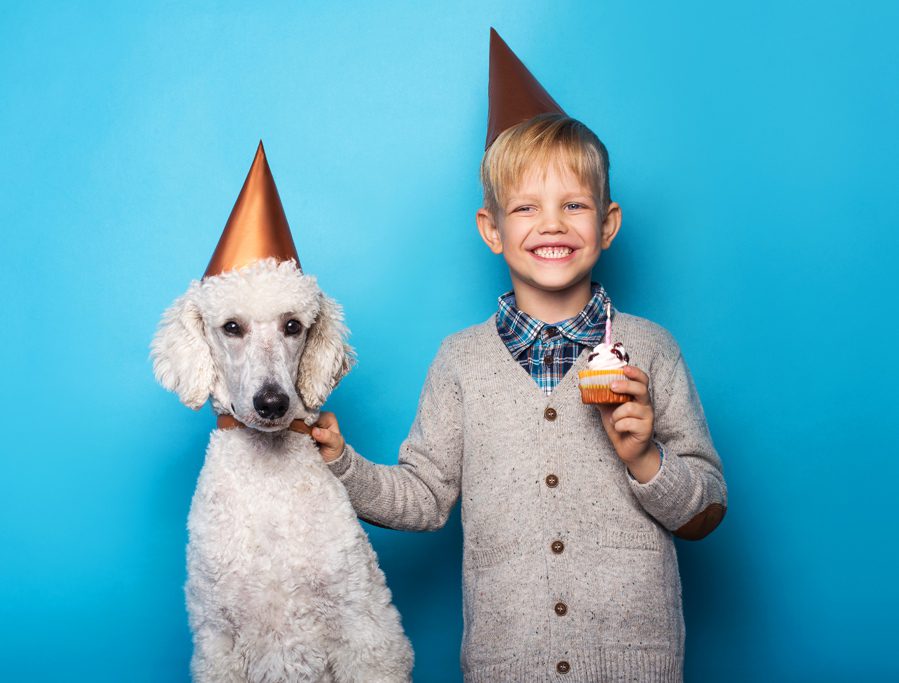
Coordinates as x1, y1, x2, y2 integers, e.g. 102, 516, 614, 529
586, 342, 629, 370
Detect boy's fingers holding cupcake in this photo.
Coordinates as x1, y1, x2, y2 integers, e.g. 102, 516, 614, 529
621, 365, 649, 385
610, 377, 649, 403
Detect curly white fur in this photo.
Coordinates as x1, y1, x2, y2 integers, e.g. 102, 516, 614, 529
151, 259, 413, 682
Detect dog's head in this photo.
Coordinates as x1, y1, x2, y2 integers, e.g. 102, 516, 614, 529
151, 258, 353, 430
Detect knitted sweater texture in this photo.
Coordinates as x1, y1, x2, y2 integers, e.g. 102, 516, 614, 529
328, 312, 727, 682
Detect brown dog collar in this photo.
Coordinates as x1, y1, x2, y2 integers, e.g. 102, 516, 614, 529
217, 414, 313, 436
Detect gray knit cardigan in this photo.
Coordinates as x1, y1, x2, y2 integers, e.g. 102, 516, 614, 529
328, 312, 727, 682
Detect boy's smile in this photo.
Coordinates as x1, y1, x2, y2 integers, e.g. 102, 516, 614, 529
477, 161, 621, 322
530, 244, 577, 261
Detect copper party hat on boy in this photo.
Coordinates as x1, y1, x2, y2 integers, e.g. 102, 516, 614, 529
485, 28, 566, 149
203, 141, 301, 278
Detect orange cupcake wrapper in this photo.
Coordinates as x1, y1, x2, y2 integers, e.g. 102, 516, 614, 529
578, 385, 632, 404
577, 368, 631, 404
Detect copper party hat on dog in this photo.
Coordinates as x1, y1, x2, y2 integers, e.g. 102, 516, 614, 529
203, 141, 301, 278
485, 28, 566, 149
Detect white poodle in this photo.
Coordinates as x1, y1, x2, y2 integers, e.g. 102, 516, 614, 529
151, 258, 412, 683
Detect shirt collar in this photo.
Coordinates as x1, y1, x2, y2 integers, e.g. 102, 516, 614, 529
496, 283, 611, 355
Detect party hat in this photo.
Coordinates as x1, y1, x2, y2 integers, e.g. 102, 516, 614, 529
485, 28, 566, 149
203, 141, 300, 278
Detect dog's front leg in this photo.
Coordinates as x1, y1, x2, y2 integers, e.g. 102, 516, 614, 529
326, 537, 413, 682
191, 625, 245, 683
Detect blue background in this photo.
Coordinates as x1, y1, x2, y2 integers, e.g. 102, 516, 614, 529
2, 1, 897, 680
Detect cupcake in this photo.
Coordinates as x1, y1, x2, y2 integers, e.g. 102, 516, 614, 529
578, 341, 631, 404
578, 301, 631, 404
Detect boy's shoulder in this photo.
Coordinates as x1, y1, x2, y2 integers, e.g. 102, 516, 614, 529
434, 317, 497, 360
613, 312, 685, 376
443, 316, 496, 343
614, 311, 679, 352
418, 318, 496, 386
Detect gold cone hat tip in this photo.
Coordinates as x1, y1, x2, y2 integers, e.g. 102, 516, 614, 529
485, 28, 566, 149
203, 141, 301, 278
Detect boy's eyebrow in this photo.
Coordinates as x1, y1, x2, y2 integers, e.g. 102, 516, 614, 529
506, 191, 594, 204
506, 193, 541, 202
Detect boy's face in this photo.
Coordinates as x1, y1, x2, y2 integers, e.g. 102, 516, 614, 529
477, 162, 620, 307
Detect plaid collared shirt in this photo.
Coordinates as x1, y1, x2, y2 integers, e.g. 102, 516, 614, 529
496, 283, 611, 395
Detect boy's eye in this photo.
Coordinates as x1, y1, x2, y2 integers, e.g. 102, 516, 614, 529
512, 205, 535, 214
565, 202, 586, 210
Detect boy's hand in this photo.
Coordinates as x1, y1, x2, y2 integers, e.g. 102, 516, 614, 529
598, 365, 661, 484
311, 411, 345, 463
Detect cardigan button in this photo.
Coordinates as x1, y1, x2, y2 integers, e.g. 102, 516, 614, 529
544, 407, 557, 421
551, 540, 565, 554
545, 474, 559, 488
554, 601, 568, 616
556, 660, 571, 674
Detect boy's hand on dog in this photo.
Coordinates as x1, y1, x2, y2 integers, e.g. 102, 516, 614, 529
312, 412, 346, 463
598, 365, 661, 484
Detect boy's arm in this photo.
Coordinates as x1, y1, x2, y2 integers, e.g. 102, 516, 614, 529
630, 345, 727, 540
320, 345, 464, 532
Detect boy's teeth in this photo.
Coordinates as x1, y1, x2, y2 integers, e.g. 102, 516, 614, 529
534, 247, 573, 259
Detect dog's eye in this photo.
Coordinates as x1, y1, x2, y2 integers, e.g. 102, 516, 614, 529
223, 321, 243, 337
284, 320, 302, 336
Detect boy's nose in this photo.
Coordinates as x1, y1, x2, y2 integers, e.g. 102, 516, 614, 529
538, 212, 566, 233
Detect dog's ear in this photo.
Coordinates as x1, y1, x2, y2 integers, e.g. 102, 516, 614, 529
151, 284, 215, 409
297, 293, 355, 410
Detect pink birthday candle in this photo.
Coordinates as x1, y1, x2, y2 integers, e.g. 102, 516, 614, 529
604, 301, 611, 345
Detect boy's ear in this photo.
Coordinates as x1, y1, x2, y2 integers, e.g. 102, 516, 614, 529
476, 208, 504, 254
600, 202, 622, 250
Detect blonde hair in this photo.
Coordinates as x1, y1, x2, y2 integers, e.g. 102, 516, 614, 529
481, 113, 611, 219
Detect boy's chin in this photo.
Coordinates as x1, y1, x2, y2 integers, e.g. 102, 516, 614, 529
513, 272, 595, 295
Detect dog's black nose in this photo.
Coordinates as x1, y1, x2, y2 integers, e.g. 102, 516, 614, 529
253, 385, 289, 420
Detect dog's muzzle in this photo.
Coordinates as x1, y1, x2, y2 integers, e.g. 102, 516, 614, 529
253, 383, 290, 420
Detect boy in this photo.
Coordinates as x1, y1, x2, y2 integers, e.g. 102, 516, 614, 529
313, 30, 726, 682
